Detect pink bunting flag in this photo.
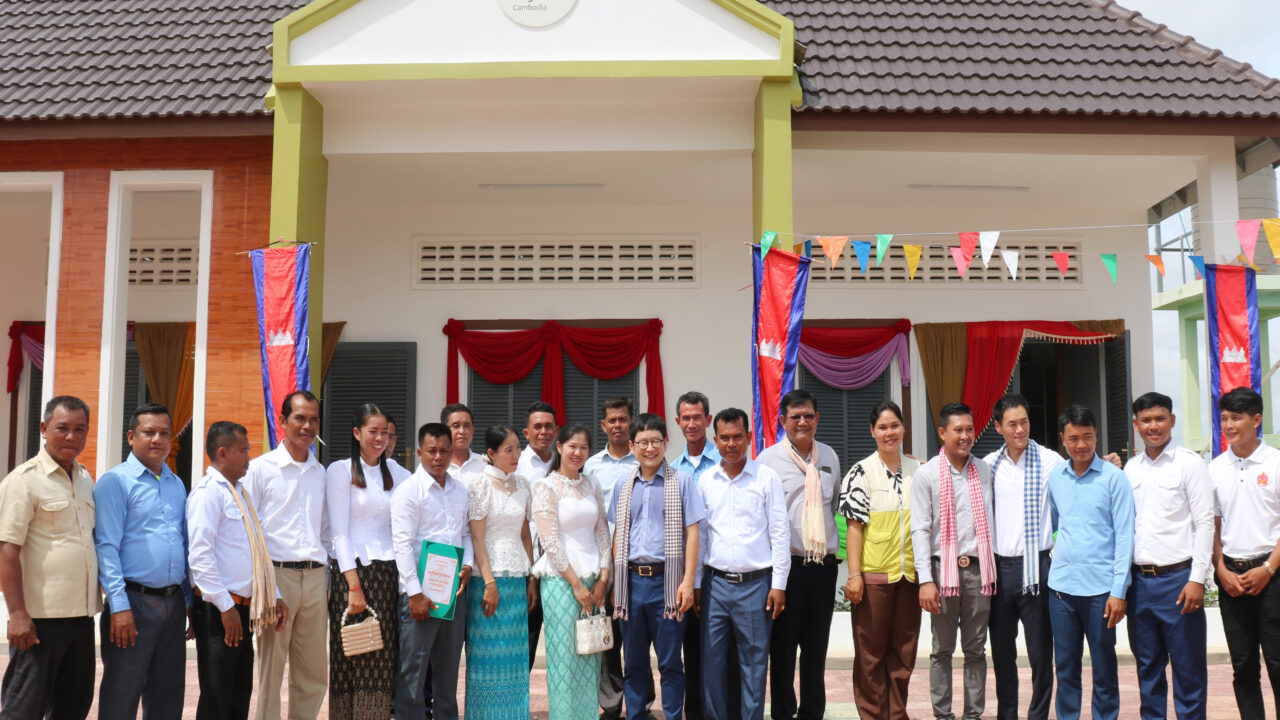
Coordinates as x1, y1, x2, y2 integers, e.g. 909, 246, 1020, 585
950, 246, 973, 277
958, 232, 979, 262
1051, 252, 1071, 276
815, 236, 848, 269
1237, 219, 1262, 265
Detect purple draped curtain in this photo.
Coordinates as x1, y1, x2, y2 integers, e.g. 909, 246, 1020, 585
797, 332, 909, 391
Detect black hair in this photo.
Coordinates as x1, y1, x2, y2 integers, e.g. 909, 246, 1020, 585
549, 424, 593, 476
629, 413, 667, 441
526, 400, 556, 423
43, 395, 90, 424
938, 401, 973, 428
350, 403, 394, 491
601, 396, 634, 417
780, 388, 817, 416
1220, 387, 1264, 417
1131, 391, 1173, 416
418, 422, 451, 445
712, 407, 750, 434
483, 424, 519, 461
129, 402, 172, 432
1058, 404, 1097, 432
280, 390, 320, 420
675, 391, 710, 416
206, 421, 247, 461
992, 394, 1030, 424
869, 399, 904, 428
440, 403, 473, 425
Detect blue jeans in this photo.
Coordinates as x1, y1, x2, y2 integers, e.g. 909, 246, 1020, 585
1127, 567, 1207, 720
701, 572, 771, 720
621, 573, 687, 720
1049, 590, 1119, 720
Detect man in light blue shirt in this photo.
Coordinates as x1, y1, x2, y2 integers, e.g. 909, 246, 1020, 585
1046, 404, 1135, 720
93, 403, 191, 720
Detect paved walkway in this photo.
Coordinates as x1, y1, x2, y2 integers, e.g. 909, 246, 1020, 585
24, 656, 1273, 719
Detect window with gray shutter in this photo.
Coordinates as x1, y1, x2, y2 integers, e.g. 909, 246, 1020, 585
24, 362, 42, 461
562, 357, 639, 451
320, 342, 417, 467
120, 342, 147, 461
1104, 332, 1132, 461
798, 364, 890, 472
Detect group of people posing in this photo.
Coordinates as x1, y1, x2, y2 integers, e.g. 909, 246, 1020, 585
0, 383, 1277, 720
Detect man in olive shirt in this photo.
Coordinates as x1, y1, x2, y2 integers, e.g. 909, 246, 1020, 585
0, 396, 100, 720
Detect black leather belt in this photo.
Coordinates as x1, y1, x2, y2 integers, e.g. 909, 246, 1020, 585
630, 563, 664, 577
1224, 554, 1269, 572
707, 567, 770, 584
125, 581, 182, 597
273, 560, 325, 570
1133, 559, 1193, 577
793, 554, 840, 566
933, 555, 980, 568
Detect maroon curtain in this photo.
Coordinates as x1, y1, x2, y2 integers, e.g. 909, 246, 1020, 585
443, 319, 665, 420
799, 319, 911, 356
7, 322, 45, 394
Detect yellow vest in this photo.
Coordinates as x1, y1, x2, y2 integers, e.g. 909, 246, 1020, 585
856, 453, 919, 583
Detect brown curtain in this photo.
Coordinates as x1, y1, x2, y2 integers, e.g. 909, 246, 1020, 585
133, 322, 195, 472
914, 322, 968, 428
321, 321, 346, 385
1071, 319, 1125, 336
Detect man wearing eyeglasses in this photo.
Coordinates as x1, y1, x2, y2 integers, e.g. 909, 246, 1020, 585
755, 389, 842, 720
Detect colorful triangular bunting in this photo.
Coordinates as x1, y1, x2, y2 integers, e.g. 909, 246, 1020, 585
958, 232, 979, 262
875, 234, 892, 266
852, 241, 871, 275
1263, 219, 1280, 263
1190, 255, 1206, 279
1100, 253, 1118, 284
1001, 249, 1019, 280
1144, 254, 1166, 277
760, 231, 777, 259
950, 246, 973, 278
979, 231, 1000, 268
1237, 219, 1262, 265
903, 244, 923, 279
1051, 252, 1071, 276
816, 236, 848, 269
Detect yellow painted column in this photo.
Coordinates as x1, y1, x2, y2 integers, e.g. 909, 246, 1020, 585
753, 77, 794, 242
269, 85, 329, 391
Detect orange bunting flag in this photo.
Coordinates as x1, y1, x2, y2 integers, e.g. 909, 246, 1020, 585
1144, 254, 1166, 277
1237, 219, 1262, 265
1051, 251, 1071, 276
903, 244, 923, 279
958, 232, 979, 261
950, 246, 973, 277
1264, 219, 1280, 263
815, 236, 849, 269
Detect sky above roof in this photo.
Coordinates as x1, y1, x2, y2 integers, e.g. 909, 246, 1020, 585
1121, 0, 1280, 78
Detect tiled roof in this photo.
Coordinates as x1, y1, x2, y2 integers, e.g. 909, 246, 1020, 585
0, 0, 307, 122
766, 0, 1280, 117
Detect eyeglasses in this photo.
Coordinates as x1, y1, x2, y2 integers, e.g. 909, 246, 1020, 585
786, 413, 816, 423
633, 439, 665, 449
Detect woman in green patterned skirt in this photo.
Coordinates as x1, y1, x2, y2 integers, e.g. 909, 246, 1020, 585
531, 425, 612, 720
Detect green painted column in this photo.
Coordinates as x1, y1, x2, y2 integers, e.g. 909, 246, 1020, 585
753, 77, 793, 243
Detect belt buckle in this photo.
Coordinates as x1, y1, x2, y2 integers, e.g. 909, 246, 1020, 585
957, 556, 971, 569
1141, 565, 1158, 576
725, 571, 743, 584
637, 565, 653, 577
164, 585, 176, 597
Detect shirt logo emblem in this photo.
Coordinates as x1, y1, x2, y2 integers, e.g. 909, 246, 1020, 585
1259, 473, 1270, 487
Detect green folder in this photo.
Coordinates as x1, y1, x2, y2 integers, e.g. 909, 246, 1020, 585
416, 541, 464, 621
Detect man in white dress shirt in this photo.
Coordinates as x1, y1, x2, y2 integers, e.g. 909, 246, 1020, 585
583, 396, 637, 720
1210, 387, 1280, 719
442, 403, 485, 481
1124, 391, 1212, 720
391, 422, 474, 720
693, 407, 790, 720
516, 400, 557, 670
755, 389, 841, 720
983, 394, 1063, 720
188, 421, 287, 720
242, 391, 328, 720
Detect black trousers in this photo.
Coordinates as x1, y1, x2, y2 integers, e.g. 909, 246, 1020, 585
1218, 567, 1280, 719
0, 616, 95, 720
990, 551, 1054, 720
192, 599, 254, 720
528, 599, 543, 671
98, 589, 187, 720
769, 558, 839, 720
600, 593, 624, 718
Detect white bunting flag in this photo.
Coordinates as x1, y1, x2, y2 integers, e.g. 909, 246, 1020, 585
979, 231, 1000, 268
1001, 248, 1019, 280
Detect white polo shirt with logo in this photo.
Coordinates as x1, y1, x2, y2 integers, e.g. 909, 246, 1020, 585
1210, 441, 1280, 558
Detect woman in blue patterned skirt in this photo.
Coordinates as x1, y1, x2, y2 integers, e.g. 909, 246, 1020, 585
531, 425, 612, 720
463, 425, 537, 719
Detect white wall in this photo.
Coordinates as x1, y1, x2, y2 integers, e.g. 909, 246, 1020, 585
0, 192, 53, 465
126, 190, 199, 322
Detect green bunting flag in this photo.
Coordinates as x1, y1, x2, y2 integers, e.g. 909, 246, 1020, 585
1100, 253, 1118, 284
875, 234, 893, 266
760, 231, 777, 259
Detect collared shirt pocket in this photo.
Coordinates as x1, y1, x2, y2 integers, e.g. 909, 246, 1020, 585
38, 497, 74, 534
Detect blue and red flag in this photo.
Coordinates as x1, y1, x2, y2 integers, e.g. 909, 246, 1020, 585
1205, 263, 1261, 455
251, 245, 312, 448
752, 243, 811, 455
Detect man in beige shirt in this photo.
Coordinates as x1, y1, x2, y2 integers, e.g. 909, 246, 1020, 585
0, 396, 100, 720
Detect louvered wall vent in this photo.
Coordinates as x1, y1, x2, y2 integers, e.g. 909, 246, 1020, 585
809, 240, 1083, 284
414, 235, 699, 288
129, 240, 196, 285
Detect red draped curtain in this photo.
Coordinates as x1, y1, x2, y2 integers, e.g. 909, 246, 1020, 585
443, 319, 665, 420
799, 319, 911, 356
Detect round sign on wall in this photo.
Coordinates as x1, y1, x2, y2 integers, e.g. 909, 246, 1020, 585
499, 0, 577, 28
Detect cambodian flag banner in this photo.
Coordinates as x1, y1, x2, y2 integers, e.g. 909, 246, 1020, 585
752, 244, 811, 455
251, 245, 311, 448
1205, 263, 1261, 456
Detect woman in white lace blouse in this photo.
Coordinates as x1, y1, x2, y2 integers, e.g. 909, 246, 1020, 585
463, 425, 536, 719
531, 424, 612, 720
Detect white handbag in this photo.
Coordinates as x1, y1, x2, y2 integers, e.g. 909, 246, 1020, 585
340, 607, 384, 657
575, 608, 613, 655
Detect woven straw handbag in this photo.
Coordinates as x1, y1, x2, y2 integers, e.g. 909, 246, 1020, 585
340, 607, 384, 657
574, 608, 613, 655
